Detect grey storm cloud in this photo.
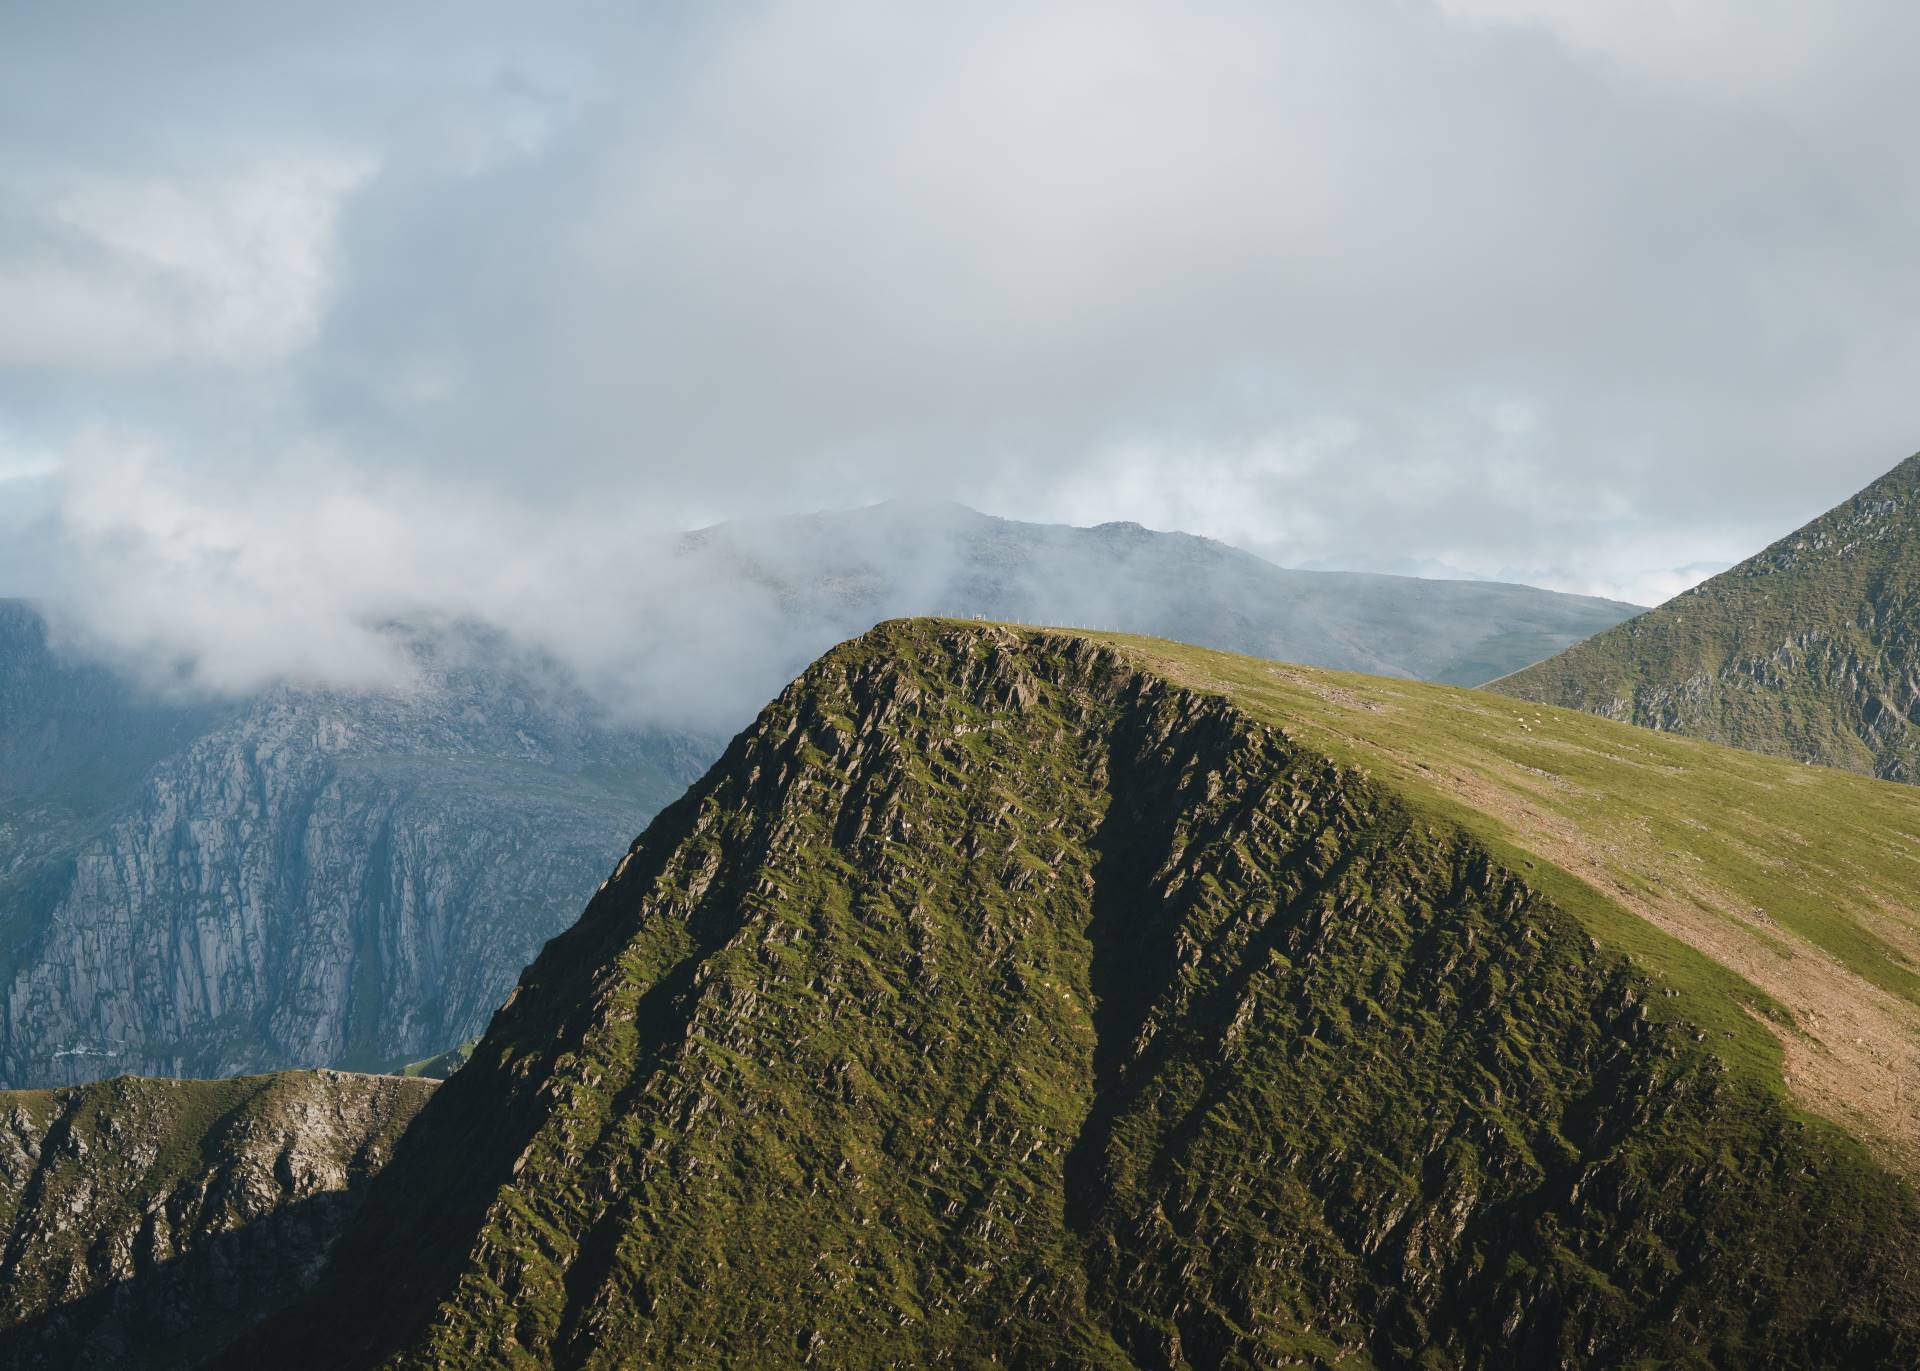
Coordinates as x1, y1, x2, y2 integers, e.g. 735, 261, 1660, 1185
2, 0, 1919, 697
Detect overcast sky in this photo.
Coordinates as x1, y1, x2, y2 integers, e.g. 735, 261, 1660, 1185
3, 1, 1918, 689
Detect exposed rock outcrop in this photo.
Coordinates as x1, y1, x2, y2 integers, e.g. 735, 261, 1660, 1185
0, 610, 708, 1087
0, 1069, 435, 1369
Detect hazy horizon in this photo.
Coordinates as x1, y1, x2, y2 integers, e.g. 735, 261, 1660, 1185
0, 496, 1650, 740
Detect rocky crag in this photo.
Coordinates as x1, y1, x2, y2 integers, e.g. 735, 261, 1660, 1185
225, 622, 1920, 1369
1491, 453, 1920, 782
0, 608, 709, 1087
0, 1068, 434, 1369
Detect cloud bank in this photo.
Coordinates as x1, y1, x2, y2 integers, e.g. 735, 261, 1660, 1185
3, 0, 1918, 696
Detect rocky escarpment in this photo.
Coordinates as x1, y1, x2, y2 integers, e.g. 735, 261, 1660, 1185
231, 621, 1920, 1369
1492, 453, 1920, 782
0, 1069, 435, 1369
0, 609, 710, 1087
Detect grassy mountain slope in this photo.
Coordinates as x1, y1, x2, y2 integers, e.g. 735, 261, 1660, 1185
233, 621, 1920, 1369
0, 1068, 434, 1369
1490, 453, 1920, 782
1137, 636, 1920, 1174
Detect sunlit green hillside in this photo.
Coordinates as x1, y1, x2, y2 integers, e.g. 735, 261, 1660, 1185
235, 620, 1920, 1369
1110, 628, 1920, 1169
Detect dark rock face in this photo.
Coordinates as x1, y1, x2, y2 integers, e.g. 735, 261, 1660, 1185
1493, 453, 1920, 783
0, 608, 708, 1087
0, 1069, 435, 1369
230, 622, 1920, 1370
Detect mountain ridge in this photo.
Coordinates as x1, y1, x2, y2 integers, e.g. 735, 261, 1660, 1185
682, 499, 1642, 687
0, 611, 704, 1087
224, 620, 1920, 1369
1489, 453, 1920, 782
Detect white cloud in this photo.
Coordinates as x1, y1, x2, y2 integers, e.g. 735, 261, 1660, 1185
0, 442, 58, 484
1433, 0, 1855, 100
0, 154, 371, 371
1497, 559, 1734, 608
34, 431, 423, 692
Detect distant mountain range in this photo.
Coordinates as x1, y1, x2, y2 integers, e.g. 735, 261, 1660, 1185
1492, 454, 1920, 782
683, 500, 1641, 688
0, 505, 1638, 1089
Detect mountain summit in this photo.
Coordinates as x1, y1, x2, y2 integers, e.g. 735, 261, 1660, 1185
1491, 454, 1920, 781
228, 620, 1920, 1369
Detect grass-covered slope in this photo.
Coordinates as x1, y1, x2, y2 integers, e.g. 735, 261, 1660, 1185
233, 621, 1920, 1370
0, 1068, 434, 1369
1490, 453, 1920, 783
1136, 636, 1920, 1175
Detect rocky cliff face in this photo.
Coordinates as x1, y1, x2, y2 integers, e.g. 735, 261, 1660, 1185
0, 1068, 434, 1369
231, 622, 1920, 1370
0, 611, 710, 1087
1492, 453, 1920, 782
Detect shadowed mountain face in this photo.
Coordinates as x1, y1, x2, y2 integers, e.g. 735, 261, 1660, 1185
0, 508, 1635, 1090
227, 623, 1920, 1370
1491, 453, 1920, 782
0, 1069, 434, 1370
